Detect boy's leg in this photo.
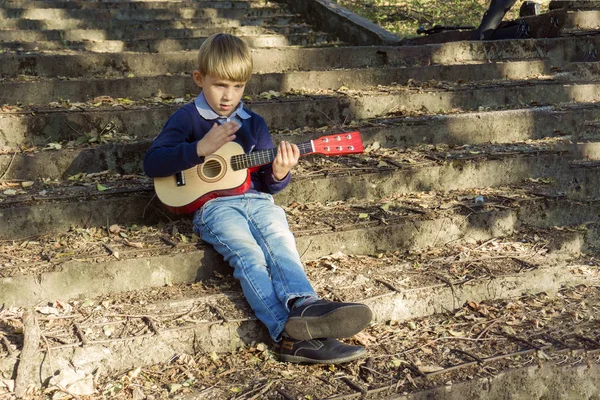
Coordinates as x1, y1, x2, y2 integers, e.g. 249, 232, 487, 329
196, 193, 372, 344
194, 195, 314, 341
245, 194, 373, 340
244, 194, 318, 307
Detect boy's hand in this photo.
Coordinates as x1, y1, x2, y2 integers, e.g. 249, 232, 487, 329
272, 141, 300, 181
196, 122, 239, 157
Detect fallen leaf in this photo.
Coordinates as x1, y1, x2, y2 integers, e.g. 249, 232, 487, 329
501, 325, 517, 335
419, 364, 444, 373
35, 306, 60, 315
256, 343, 268, 352
44, 142, 62, 150
21, 181, 35, 188
128, 367, 142, 379
364, 141, 381, 153
48, 368, 95, 397
123, 240, 143, 249
1, 379, 15, 392
176, 353, 197, 367
132, 386, 145, 400
390, 358, 403, 368
97, 183, 109, 192
103, 325, 114, 337
91, 95, 114, 104
354, 331, 377, 346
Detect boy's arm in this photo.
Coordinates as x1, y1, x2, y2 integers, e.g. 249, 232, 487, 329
143, 108, 205, 178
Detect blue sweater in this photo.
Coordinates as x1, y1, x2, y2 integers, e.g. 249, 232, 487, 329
143, 102, 291, 195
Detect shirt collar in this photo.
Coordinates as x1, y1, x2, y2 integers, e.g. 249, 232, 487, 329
194, 91, 250, 121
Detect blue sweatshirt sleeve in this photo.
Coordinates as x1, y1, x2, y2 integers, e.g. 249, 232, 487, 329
143, 107, 205, 178
252, 115, 291, 194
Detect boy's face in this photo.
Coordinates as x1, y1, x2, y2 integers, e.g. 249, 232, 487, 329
193, 71, 246, 117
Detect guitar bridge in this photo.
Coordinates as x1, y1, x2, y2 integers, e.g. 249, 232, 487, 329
175, 171, 186, 187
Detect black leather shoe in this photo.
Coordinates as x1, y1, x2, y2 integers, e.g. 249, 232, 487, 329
284, 299, 372, 340
278, 338, 366, 364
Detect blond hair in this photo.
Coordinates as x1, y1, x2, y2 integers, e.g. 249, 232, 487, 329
197, 33, 252, 82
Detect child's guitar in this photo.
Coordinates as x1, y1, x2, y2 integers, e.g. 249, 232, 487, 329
153, 131, 364, 214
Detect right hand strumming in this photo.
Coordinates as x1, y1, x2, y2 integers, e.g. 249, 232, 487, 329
196, 121, 239, 157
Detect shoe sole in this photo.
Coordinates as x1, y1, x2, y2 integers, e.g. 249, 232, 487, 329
284, 304, 372, 340
279, 347, 367, 364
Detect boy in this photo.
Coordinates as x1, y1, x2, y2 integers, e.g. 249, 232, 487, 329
144, 33, 372, 364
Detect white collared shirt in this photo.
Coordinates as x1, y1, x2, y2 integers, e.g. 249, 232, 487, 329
194, 91, 250, 127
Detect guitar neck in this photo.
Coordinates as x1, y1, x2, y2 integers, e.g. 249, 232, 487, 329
230, 141, 313, 171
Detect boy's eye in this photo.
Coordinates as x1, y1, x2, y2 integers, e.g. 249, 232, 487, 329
235, 85, 245, 89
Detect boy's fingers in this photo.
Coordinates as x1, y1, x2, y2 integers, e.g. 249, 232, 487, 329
280, 142, 290, 162
291, 144, 300, 160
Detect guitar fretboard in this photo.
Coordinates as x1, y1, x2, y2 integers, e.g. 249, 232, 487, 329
230, 141, 313, 171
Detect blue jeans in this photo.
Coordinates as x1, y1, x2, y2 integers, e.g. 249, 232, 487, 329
193, 192, 317, 341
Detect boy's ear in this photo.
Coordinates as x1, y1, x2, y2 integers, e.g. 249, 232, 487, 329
192, 70, 203, 88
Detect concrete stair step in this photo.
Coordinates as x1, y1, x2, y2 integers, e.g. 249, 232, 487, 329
111, 285, 598, 398
1, 90, 599, 151
0, 61, 598, 105
1, 159, 599, 243
3, 35, 600, 76
0, 80, 598, 134
0, 0, 276, 9
405, 10, 600, 45
0, 17, 304, 31
2, 136, 600, 194
0, 242, 598, 389
3, 96, 600, 152
0, 32, 336, 53
2, 145, 600, 237
551, 0, 600, 10
0, 6, 287, 20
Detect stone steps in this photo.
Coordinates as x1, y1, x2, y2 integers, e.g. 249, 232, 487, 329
0, 32, 335, 53
1, 62, 599, 106
0, 5, 287, 20
1, 242, 598, 388
2, 138, 600, 231
551, 0, 600, 10
0, 107, 600, 180
1, 99, 600, 149
0, 0, 274, 9
0, 0, 599, 396
2, 181, 600, 294
0, 0, 343, 51
2, 35, 600, 76
1, 81, 598, 144
0, 15, 303, 32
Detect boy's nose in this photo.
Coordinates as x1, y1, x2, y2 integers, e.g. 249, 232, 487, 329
222, 88, 233, 100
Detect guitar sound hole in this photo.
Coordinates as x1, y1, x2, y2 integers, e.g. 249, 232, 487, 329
202, 160, 222, 178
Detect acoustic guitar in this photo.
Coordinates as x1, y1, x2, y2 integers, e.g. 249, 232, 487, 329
153, 131, 364, 214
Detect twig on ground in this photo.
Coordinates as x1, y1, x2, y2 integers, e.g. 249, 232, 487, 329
0, 152, 17, 181
14, 311, 41, 398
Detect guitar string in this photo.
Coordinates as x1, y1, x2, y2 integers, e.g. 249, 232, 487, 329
230, 143, 314, 170
181, 140, 357, 177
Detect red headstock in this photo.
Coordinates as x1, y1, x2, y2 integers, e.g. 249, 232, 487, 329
311, 131, 364, 156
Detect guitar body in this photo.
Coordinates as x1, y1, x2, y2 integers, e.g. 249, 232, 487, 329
153, 141, 251, 214
153, 131, 364, 214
